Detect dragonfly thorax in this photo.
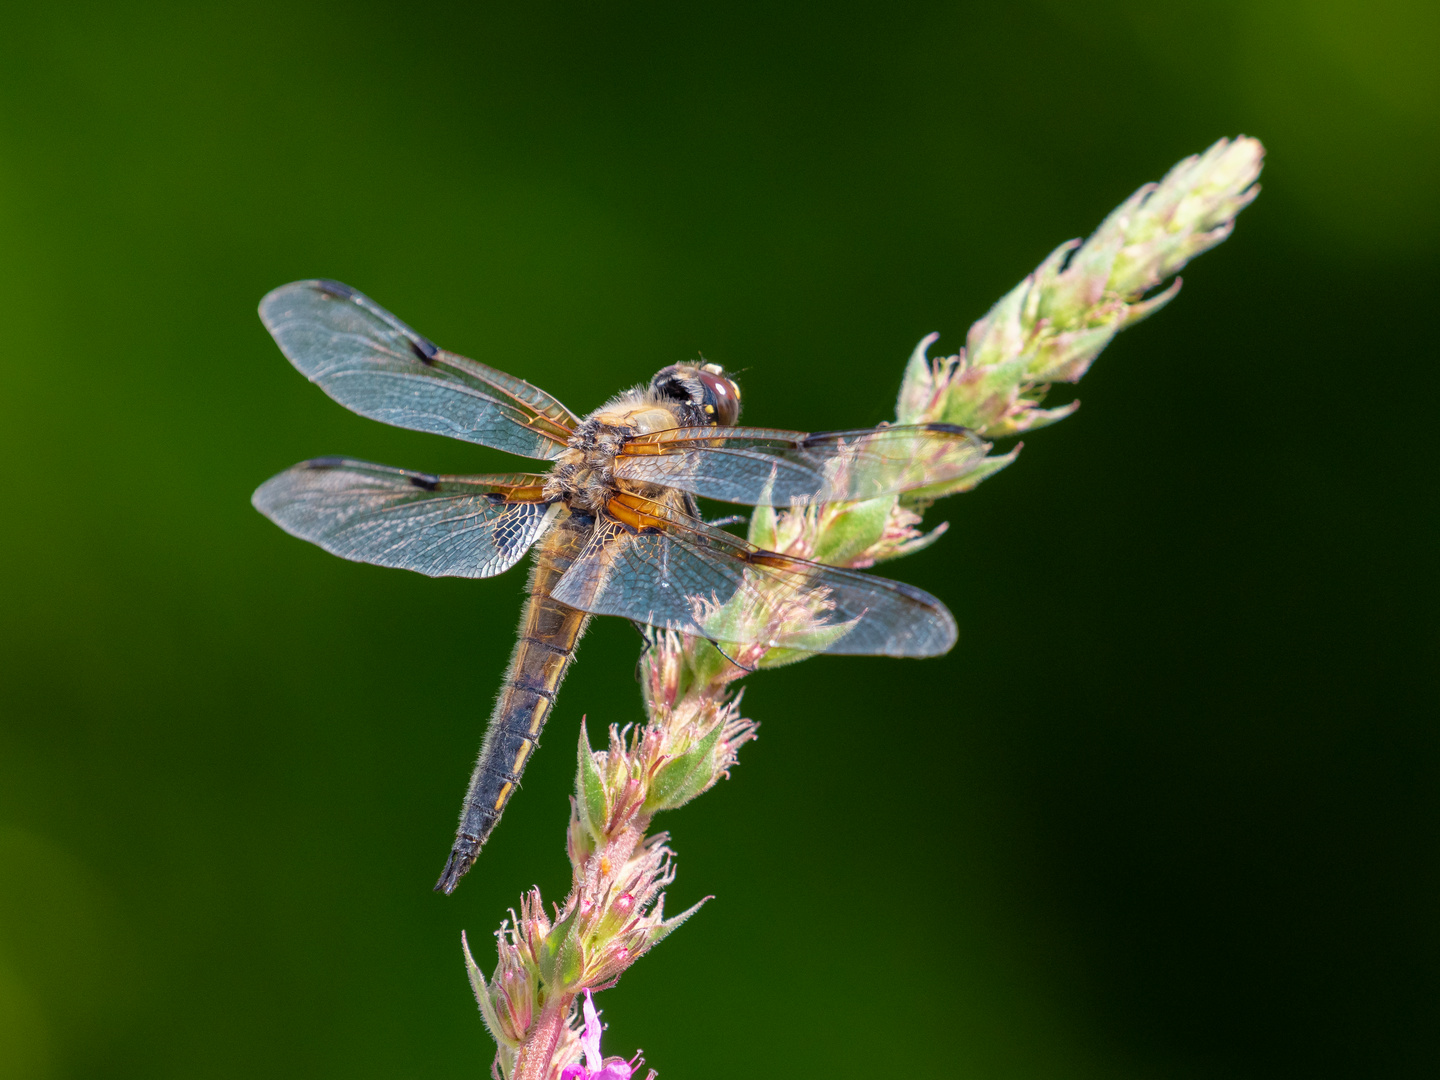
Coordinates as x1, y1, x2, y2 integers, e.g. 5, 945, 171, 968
545, 399, 688, 513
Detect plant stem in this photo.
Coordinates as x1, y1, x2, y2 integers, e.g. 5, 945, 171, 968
513, 998, 572, 1080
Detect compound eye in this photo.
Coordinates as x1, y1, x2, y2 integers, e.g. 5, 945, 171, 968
696, 370, 741, 426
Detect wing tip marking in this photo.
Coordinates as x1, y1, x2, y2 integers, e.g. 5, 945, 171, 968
314, 279, 358, 301
291, 279, 445, 361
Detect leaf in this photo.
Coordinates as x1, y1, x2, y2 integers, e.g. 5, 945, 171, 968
747, 500, 778, 549
812, 496, 892, 566
576, 720, 608, 841
462, 931, 518, 1050
644, 722, 724, 813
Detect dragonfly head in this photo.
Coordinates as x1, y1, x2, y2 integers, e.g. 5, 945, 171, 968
649, 362, 742, 427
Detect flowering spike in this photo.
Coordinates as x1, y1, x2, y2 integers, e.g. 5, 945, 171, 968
900, 136, 1263, 441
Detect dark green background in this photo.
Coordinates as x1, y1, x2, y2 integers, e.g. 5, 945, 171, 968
2, 3, 1437, 1078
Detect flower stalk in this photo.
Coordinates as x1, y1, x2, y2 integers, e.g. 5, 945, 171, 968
463, 641, 757, 1080
463, 135, 1264, 1078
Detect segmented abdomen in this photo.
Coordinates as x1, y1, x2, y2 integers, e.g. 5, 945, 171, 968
434, 512, 593, 894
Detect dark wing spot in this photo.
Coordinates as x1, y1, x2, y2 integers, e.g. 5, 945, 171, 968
408, 337, 439, 365
303, 456, 348, 470
408, 473, 441, 492
925, 422, 972, 436
315, 280, 358, 300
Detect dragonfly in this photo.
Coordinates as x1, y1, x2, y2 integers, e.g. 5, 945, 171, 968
252, 280, 988, 893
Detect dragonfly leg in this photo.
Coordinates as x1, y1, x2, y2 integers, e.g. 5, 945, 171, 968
708, 638, 757, 673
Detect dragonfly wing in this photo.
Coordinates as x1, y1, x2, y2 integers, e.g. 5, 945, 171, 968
611, 423, 990, 506
253, 458, 560, 578
260, 280, 578, 460
549, 499, 955, 657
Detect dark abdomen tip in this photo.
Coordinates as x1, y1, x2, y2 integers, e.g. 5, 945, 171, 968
435, 836, 481, 895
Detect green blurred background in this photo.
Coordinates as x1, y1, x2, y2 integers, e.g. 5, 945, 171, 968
1, 2, 1437, 1077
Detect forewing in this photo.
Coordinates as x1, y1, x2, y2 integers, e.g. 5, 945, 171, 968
611, 423, 990, 506
260, 280, 578, 459
253, 458, 559, 578
548, 501, 955, 657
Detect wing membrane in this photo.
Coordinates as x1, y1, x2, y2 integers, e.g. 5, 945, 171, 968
260, 280, 578, 460
612, 423, 990, 506
549, 496, 955, 657
253, 457, 559, 578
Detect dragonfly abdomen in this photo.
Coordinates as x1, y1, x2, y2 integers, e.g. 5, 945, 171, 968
435, 514, 593, 894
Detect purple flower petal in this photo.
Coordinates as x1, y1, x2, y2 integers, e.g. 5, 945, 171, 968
580, 990, 604, 1072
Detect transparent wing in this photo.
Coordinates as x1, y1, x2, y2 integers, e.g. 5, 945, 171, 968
253, 457, 560, 578
548, 495, 955, 657
612, 423, 990, 506
260, 280, 578, 460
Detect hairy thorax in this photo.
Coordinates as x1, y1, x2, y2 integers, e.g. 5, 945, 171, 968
543, 397, 685, 514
